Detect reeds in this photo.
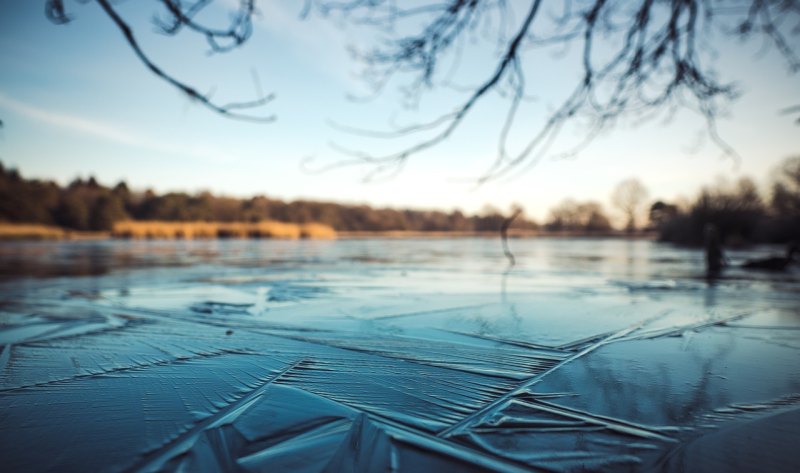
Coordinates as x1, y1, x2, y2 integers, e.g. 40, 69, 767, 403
111, 220, 336, 239
0, 223, 67, 239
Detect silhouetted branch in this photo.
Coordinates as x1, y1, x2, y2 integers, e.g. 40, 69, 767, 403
155, 0, 256, 53
500, 206, 522, 267
308, 0, 799, 180
47, 0, 274, 122
781, 104, 800, 124
45, 0, 71, 24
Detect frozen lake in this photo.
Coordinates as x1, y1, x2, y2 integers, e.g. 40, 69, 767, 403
1, 238, 798, 472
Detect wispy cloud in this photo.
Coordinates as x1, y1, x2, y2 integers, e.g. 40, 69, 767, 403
0, 93, 141, 145
0, 93, 239, 163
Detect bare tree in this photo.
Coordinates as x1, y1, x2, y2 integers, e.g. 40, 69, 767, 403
44, 1, 799, 176
770, 156, 800, 215
305, 0, 800, 180
45, 0, 275, 122
611, 178, 649, 232
546, 198, 612, 233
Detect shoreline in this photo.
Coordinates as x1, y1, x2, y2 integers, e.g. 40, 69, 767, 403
336, 230, 658, 240
0, 222, 658, 241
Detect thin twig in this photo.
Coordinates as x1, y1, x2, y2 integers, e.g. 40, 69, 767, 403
500, 207, 522, 268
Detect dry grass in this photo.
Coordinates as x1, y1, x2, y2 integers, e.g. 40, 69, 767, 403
111, 220, 336, 239
0, 223, 68, 239
298, 222, 338, 239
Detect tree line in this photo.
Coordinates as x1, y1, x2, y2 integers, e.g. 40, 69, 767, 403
651, 157, 800, 245
0, 162, 539, 233
3, 157, 796, 241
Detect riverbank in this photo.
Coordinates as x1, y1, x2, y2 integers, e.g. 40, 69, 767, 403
0, 224, 106, 240
0, 223, 659, 241
337, 229, 657, 239
0, 221, 337, 240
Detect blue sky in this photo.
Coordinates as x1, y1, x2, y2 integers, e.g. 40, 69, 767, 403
0, 1, 798, 223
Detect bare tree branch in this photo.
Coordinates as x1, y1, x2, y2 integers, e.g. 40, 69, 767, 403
306, 0, 799, 181
43, 0, 799, 161
46, 0, 275, 122
500, 205, 522, 267
781, 103, 800, 123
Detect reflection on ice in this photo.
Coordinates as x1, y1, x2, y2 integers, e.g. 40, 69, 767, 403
0, 238, 798, 472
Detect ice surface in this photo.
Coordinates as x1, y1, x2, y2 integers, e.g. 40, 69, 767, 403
1, 238, 798, 472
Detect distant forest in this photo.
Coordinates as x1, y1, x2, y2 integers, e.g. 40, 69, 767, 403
1, 157, 798, 244
649, 156, 800, 245
0, 162, 538, 233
